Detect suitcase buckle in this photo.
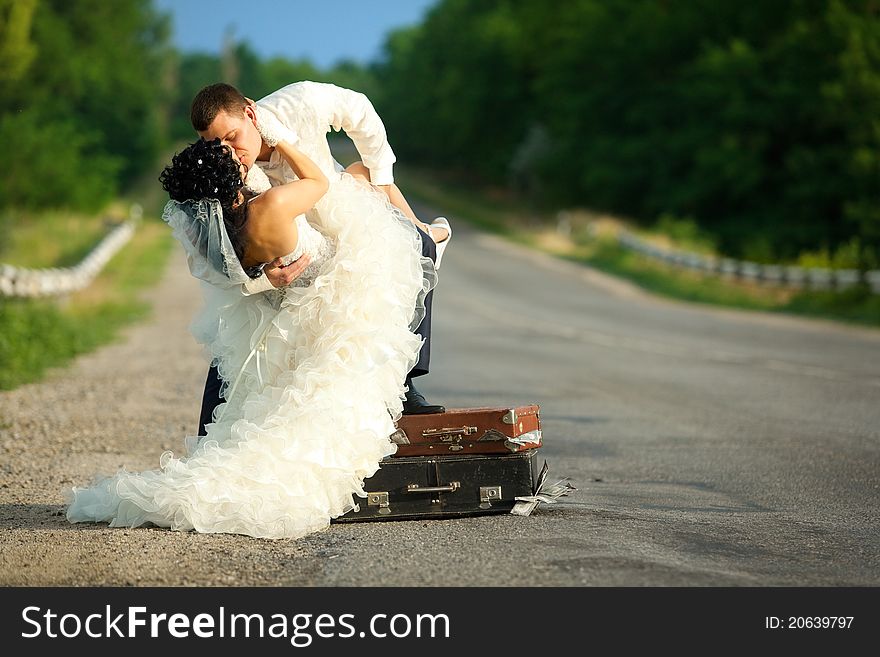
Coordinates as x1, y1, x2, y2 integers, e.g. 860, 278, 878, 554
480, 486, 502, 509
367, 492, 391, 515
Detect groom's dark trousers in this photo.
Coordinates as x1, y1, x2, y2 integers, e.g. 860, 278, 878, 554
198, 225, 437, 435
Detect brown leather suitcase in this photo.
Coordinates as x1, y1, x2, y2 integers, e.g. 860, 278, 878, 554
390, 404, 542, 457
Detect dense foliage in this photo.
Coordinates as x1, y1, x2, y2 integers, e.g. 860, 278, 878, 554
2, 0, 877, 267
0, 0, 171, 211
373, 0, 880, 266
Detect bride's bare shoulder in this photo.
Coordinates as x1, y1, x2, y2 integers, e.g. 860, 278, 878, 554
244, 192, 299, 254
249, 186, 295, 220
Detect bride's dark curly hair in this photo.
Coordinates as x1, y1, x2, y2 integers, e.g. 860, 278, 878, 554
159, 138, 251, 270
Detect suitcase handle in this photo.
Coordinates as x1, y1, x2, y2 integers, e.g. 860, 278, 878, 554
405, 482, 461, 494
421, 426, 477, 440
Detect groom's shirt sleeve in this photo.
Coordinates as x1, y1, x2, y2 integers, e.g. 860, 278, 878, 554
259, 81, 397, 185
241, 274, 275, 295
299, 82, 397, 185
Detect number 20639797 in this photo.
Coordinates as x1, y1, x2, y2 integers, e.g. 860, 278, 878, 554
765, 616, 853, 629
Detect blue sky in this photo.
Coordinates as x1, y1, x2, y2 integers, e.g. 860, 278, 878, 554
154, 0, 439, 69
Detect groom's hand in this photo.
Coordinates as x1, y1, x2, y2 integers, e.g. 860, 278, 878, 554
265, 254, 311, 288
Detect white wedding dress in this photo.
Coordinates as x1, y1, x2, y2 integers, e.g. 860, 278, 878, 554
66, 173, 435, 539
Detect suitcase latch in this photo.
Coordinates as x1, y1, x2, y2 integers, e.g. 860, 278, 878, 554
367, 492, 391, 515
479, 486, 502, 509
421, 426, 478, 443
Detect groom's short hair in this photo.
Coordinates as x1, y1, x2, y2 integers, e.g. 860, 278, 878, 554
191, 83, 248, 131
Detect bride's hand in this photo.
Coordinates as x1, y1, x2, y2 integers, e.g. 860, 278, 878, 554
264, 254, 311, 288
253, 104, 299, 148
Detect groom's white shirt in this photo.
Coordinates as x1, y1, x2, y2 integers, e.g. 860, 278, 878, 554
241, 81, 397, 295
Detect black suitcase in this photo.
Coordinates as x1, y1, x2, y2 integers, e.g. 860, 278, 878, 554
335, 449, 543, 522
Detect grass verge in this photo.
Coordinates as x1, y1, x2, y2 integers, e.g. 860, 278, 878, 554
0, 209, 116, 268
0, 218, 172, 390
0, 144, 183, 391
396, 167, 880, 328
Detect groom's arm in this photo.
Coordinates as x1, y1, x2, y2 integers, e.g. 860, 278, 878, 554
261, 81, 397, 185
315, 83, 397, 185
241, 255, 312, 295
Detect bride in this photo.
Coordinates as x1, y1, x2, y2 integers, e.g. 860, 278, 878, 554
65, 136, 436, 539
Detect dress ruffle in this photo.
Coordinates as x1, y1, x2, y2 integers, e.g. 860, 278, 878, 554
66, 173, 437, 539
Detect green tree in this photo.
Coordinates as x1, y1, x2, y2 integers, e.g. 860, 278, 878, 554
0, 0, 38, 82
0, 0, 171, 211
376, 0, 880, 266
0, 112, 118, 211
166, 51, 222, 141
375, 0, 534, 179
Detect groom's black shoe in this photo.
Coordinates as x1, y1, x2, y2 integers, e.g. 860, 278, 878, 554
403, 378, 445, 415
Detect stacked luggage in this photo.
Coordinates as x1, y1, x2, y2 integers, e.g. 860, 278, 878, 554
338, 405, 547, 521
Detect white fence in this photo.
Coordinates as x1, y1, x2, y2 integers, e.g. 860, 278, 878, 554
0, 217, 137, 298
613, 229, 880, 294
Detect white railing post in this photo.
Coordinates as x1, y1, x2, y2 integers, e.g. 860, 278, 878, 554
1, 214, 137, 299
609, 227, 879, 295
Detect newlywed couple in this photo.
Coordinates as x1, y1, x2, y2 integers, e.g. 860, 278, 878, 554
66, 81, 453, 539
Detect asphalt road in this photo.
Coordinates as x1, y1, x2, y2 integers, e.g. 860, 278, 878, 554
1, 205, 878, 587
415, 212, 880, 586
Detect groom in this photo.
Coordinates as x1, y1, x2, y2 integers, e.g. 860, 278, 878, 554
190, 81, 446, 434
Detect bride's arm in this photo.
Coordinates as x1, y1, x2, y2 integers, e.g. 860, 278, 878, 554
246, 142, 328, 259
260, 141, 329, 216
